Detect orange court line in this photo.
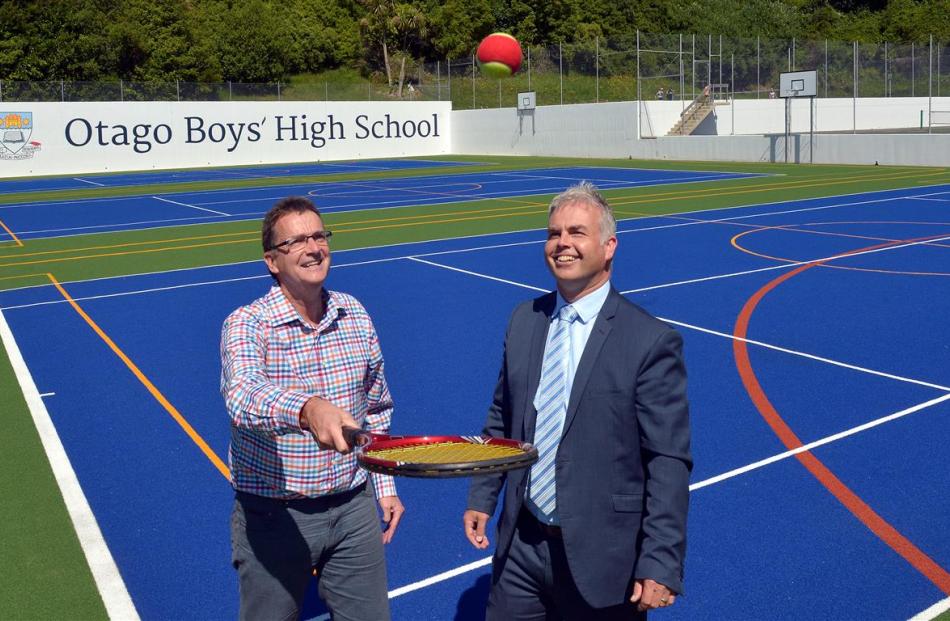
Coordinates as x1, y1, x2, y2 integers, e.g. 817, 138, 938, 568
730, 224, 950, 276
0, 217, 24, 247
47, 273, 230, 480
732, 237, 950, 595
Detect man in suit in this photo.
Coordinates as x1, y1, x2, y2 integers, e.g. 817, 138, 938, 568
463, 182, 691, 619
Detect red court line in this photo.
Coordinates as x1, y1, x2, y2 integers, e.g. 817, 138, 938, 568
732, 235, 950, 596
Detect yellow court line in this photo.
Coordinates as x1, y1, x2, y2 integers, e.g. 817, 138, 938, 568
0, 199, 547, 262
0, 217, 24, 247
607, 169, 949, 209
46, 271, 231, 480
0, 229, 257, 261
0, 272, 50, 283
0, 169, 944, 269
0, 207, 549, 269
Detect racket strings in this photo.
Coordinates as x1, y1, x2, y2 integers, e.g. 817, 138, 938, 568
365, 441, 525, 464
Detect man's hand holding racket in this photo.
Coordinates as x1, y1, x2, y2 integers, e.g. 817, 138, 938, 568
299, 397, 360, 452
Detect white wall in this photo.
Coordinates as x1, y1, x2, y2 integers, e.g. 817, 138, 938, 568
452, 98, 950, 166
640, 96, 950, 136
0, 101, 451, 177
3, 97, 948, 176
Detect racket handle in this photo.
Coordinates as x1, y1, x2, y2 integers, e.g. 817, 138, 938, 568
342, 426, 372, 448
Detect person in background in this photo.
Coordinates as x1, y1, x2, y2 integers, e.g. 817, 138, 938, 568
463, 182, 692, 620
222, 196, 404, 621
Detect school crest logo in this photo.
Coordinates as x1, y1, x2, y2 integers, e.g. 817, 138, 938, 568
0, 112, 41, 159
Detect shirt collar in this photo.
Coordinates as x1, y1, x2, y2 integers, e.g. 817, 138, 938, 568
556, 279, 611, 324
264, 285, 339, 330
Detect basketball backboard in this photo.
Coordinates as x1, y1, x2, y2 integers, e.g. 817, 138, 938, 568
517, 91, 536, 111
779, 70, 817, 98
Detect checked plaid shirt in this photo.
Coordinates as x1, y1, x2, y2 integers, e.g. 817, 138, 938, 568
221, 285, 396, 499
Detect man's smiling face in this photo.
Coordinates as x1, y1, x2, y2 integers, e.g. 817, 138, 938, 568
264, 210, 331, 294
544, 201, 616, 301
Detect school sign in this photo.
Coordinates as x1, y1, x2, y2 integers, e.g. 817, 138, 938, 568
0, 101, 451, 177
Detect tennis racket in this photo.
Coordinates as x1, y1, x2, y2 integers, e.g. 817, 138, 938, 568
343, 427, 538, 478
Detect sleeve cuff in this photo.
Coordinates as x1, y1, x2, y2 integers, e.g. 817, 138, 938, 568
371, 472, 397, 498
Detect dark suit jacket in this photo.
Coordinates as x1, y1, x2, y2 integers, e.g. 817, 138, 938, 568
468, 286, 692, 608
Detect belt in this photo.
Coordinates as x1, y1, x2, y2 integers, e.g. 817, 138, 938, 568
519, 507, 562, 538
236, 483, 366, 514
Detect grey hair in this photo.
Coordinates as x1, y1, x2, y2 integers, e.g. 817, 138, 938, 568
548, 181, 616, 241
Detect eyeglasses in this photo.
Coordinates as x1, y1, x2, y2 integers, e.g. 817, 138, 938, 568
267, 230, 333, 253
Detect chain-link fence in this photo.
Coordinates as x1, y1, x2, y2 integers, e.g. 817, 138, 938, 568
1, 33, 946, 107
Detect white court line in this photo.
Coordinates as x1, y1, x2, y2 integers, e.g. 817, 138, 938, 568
39, 391, 55, 397
389, 556, 493, 599
910, 196, 950, 203
73, 177, 105, 187
408, 257, 547, 292
662, 318, 950, 392
9, 177, 928, 241
689, 392, 950, 490
381, 392, 950, 601
410, 255, 950, 392
0, 310, 139, 620
151, 195, 229, 216
910, 596, 950, 621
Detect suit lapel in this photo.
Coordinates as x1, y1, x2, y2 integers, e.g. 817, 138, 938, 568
524, 292, 557, 441
562, 288, 620, 437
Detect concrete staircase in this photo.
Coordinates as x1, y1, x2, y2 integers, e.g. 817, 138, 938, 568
667, 90, 715, 136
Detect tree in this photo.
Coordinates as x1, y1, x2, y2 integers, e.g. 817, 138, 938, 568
358, 0, 428, 96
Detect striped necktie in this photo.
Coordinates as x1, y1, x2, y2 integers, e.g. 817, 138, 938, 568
528, 304, 578, 519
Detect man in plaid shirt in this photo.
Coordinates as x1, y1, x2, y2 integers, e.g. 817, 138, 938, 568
222, 196, 404, 620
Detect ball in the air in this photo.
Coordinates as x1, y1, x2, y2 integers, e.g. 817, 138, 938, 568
477, 33, 523, 78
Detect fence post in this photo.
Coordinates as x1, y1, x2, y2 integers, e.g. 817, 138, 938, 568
884, 42, 888, 96
912, 42, 915, 97
471, 54, 476, 109
679, 33, 684, 105
228, 80, 232, 100
277, 81, 281, 101
559, 42, 563, 105
755, 35, 762, 99
636, 29, 641, 139
718, 34, 722, 86
447, 57, 452, 106
527, 47, 532, 91
176, 78, 180, 101
120, 79, 124, 102
61, 79, 65, 102
929, 35, 933, 133
0, 79, 3, 102
595, 36, 599, 103
731, 54, 735, 134
851, 41, 858, 134
792, 37, 796, 71
692, 34, 695, 99
437, 60, 441, 101
825, 40, 829, 97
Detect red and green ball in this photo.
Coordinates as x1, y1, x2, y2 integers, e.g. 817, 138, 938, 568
477, 33, 523, 78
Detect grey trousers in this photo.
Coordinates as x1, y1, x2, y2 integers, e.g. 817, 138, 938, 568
231, 485, 390, 621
